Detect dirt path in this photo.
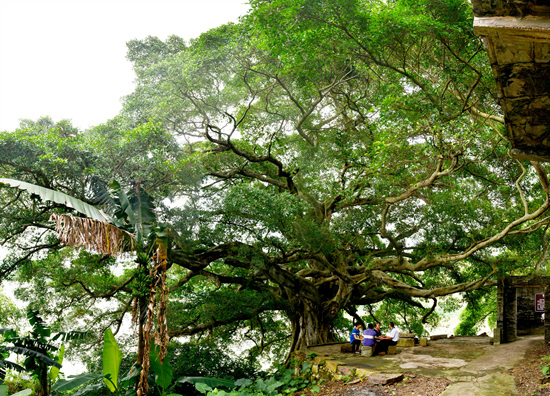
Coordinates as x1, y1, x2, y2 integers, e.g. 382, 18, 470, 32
441, 336, 543, 396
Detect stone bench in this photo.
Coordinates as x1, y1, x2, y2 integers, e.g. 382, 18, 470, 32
361, 345, 394, 357
340, 343, 353, 353
396, 332, 416, 347
361, 346, 373, 357
429, 334, 448, 340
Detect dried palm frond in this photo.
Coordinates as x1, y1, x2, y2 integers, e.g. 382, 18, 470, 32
137, 239, 169, 395
154, 238, 169, 363
50, 213, 136, 256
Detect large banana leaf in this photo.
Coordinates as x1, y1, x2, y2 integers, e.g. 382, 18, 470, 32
0, 178, 135, 255
52, 373, 104, 392
103, 328, 122, 392
0, 178, 109, 222
4, 345, 61, 368
178, 376, 236, 389
150, 346, 173, 391
48, 344, 65, 381
0, 387, 31, 396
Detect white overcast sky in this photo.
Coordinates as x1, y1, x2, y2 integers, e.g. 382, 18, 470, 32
0, 0, 250, 132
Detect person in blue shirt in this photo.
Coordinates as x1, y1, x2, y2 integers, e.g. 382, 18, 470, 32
349, 323, 363, 353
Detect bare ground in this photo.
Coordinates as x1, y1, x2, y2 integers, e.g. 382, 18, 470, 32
298, 337, 550, 396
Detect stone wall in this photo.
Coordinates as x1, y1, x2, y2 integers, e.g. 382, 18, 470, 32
516, 286, 545, 335
471, 0, 550, 17
496, 276, 550, 344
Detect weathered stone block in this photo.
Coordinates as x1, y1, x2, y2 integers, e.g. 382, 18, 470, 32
498, 64, 550, 99
420, 337, 428, 346
325, 360, 344, 373
312, 364, 319, 374
388, 345, 397, 355
493, 327, 502, 344
430, 334, 448, 340
535, 42, 550, 63
396, 338, 415, 347
355, 368, 376, 378
338, 366, 355, 376
399, 332, 416, 338
483, 37, 498, 65
313, 356, 325, 365
367, 373, 404, 385
493, 38, 533, 65
340, 343, 353, 353
361, 346, 373, 357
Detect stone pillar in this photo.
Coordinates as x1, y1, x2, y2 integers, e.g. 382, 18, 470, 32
495, 277, 505, 344
545, 286, 550, 344
503, 281, 517, 343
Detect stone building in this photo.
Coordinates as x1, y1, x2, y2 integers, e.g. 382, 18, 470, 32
495, 275, 550, 343
471, 0, 550, 162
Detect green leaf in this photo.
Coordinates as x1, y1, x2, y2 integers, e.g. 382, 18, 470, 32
150, 346, 173, 390
52, 373, 104, 392
49, 343, 65, 381
0, 178, 109, 222
11, 390, 32, 396
4, 345, 61, 368
178, 376, 235, 389
0, 385, 7, 396
267, 380, 284, 393
234, 378, 253, 387
195, 382, 212, 394
119, 364, 141, 388
72, 382, 104, 396
103, 328, 122, 392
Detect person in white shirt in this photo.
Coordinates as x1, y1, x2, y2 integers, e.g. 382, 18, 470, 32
376, 322, 399, 355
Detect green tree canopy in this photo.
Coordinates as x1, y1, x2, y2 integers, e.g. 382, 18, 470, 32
2, 0, 550, 363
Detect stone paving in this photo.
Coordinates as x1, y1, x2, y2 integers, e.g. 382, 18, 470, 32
307, 335, 543, 395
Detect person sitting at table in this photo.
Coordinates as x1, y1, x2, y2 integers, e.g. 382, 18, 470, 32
362, 323, 377, 354
349, 322, 363, 353
376, 322, 399, 355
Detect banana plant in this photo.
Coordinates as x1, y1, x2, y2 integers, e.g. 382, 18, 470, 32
0, 386, 32, 396
0, 328, 24, 384
0, 310, 87, 396
0, 178, 169, 395
53, 328, 140, 395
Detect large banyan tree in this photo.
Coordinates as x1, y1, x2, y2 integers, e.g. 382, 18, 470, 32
2, 0, 550, 360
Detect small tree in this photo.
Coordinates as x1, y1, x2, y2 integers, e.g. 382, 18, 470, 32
1, 309, 86, 395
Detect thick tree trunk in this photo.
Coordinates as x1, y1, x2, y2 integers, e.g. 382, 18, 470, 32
40, 363, 49, 396
287, 300, 339, 364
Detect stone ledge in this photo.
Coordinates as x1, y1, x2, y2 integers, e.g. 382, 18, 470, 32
474, 16, 550, 42
397, 338, 415, 347
313, 356, 325, 365
367, 373, 404, 385
324, 360, 345, 373
355, 368, 377, 378
337, 365, 356, 376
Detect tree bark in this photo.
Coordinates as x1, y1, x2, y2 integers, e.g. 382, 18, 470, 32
287, 300, 338, 363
